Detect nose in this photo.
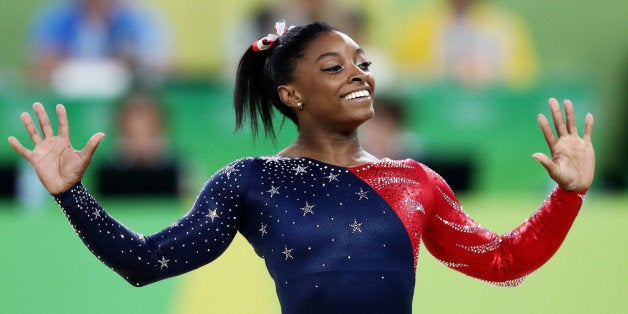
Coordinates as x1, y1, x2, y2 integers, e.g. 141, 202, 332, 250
349, 64, 369, 83
351, 75, 365, 82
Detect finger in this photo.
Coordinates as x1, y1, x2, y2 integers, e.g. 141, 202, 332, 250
563, 99, 578, 135
21, 112, 43, 145
80, 132, 106, 160
548, 98, 568, 137
583, 113, 594, 141
537, 114, 557, 151
33, 102, 55, 138
56, 104, 70, 138
532, 152, 558, 176
8, 136, 32, 160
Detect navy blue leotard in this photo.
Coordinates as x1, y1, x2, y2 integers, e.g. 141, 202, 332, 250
54, 156, 586, 313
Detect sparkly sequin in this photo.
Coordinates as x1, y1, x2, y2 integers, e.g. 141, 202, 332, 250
405, 196, 425, 210
436, 258, 469, 268
436, 215, 487, 233
362, 176, 420, 189
483, 276, 528, 288
54, 156, 587, 311
437, 187, 463, 212
457, 238, 502, 254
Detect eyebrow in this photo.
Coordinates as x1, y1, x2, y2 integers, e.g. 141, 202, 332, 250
315, 48, 365, 62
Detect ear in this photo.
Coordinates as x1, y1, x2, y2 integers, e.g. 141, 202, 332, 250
277, 84, 302, 110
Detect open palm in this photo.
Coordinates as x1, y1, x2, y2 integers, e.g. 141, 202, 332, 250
8, 103, 105, 194
533, 98, 595, 191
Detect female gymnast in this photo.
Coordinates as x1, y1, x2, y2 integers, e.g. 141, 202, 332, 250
8, 21, 595, 313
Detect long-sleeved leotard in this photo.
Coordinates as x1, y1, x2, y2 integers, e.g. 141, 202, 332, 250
54, 156, 586, 314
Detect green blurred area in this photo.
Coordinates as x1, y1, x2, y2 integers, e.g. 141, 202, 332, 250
0, 79, 597, 193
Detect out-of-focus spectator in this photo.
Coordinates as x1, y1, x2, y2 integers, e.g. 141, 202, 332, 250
27, 0, 174, 97
602, 55, 628, 191
249, 0, 366, 41
360, 96, 423, 160
222, 0, 385, 82
0, 164, 17, 198
361, 96, 474, 192
97, 92, 183, 196
392, 0, 537, 89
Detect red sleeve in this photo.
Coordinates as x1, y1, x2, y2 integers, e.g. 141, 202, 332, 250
421, 167, 586, 287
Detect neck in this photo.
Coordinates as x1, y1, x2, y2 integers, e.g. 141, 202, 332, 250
278, 132, 378, 167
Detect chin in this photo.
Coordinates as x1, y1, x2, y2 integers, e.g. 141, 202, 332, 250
355, 107, 375, 126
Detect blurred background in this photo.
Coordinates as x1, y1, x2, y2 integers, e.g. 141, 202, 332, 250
0, 0, 626, 313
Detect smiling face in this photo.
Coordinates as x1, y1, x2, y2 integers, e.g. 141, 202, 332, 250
279, 30, 376, 136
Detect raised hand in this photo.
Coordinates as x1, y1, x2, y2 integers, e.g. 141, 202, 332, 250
532, 98, 595, 191
7, 102, 105, 194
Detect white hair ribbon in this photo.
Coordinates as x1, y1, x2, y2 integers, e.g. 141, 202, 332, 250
252, 20, 294, 52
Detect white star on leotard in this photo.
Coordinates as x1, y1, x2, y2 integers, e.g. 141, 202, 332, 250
259, 223, 268, 237
301, 202, 315, 216
282, 246, 294, 260
293, 165, 308, 175
92, 209, 101, 219
206, 209, 219, 222
267, 186, 280, 197
158, 256, 170, 269
356, 189, 369, 200
264, 155, 282, 163
350, 219, 363, 233
326, 172, 339, 182
223, 165, 239, 179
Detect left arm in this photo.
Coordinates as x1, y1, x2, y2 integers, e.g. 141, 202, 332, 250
422, 98, 595, 286
422, 174, 585, 287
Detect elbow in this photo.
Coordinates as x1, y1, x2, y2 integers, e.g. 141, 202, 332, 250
122, 274, 149, 287
124, 276, 155, 287
128, 280, 150, 287
119, 271, 159, 287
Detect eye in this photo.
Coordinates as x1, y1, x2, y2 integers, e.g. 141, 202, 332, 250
322, 65, 344, 74
358, 61, 372, 71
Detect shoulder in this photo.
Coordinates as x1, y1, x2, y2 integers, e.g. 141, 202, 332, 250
394, 158, 448, 186
214, 157, 255, 176
211, 156, 278, 179
355, 158, 434, 184
220, 156, 281, 168
202, 155, 301, 191
381, 158, 429, 173
197, 157, 258, 197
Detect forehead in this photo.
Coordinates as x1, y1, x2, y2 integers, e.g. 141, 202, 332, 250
301, 30, 362, 61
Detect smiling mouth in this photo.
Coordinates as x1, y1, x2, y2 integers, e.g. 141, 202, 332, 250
342, 90, 370, 100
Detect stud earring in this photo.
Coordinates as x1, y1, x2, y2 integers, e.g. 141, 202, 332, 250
296, 102, 304, 110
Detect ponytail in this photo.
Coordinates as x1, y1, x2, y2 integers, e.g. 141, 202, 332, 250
233, 21, 336, 141
234, 47, 275, 139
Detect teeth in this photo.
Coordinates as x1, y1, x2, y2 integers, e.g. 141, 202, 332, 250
343, 90, 369, 100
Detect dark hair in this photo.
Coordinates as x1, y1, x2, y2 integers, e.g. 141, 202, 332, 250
234, 21, 336, 140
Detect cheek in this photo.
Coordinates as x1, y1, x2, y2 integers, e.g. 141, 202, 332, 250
306, 82, 339, 103
368, 74, 376, 91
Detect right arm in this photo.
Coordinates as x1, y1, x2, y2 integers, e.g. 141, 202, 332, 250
8, 103, 249, 286
53, 160, 250, 286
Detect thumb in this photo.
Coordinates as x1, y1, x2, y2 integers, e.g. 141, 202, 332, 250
532, 152, 557, 176
81, 132, 106, 159
8, 136, 32, 161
